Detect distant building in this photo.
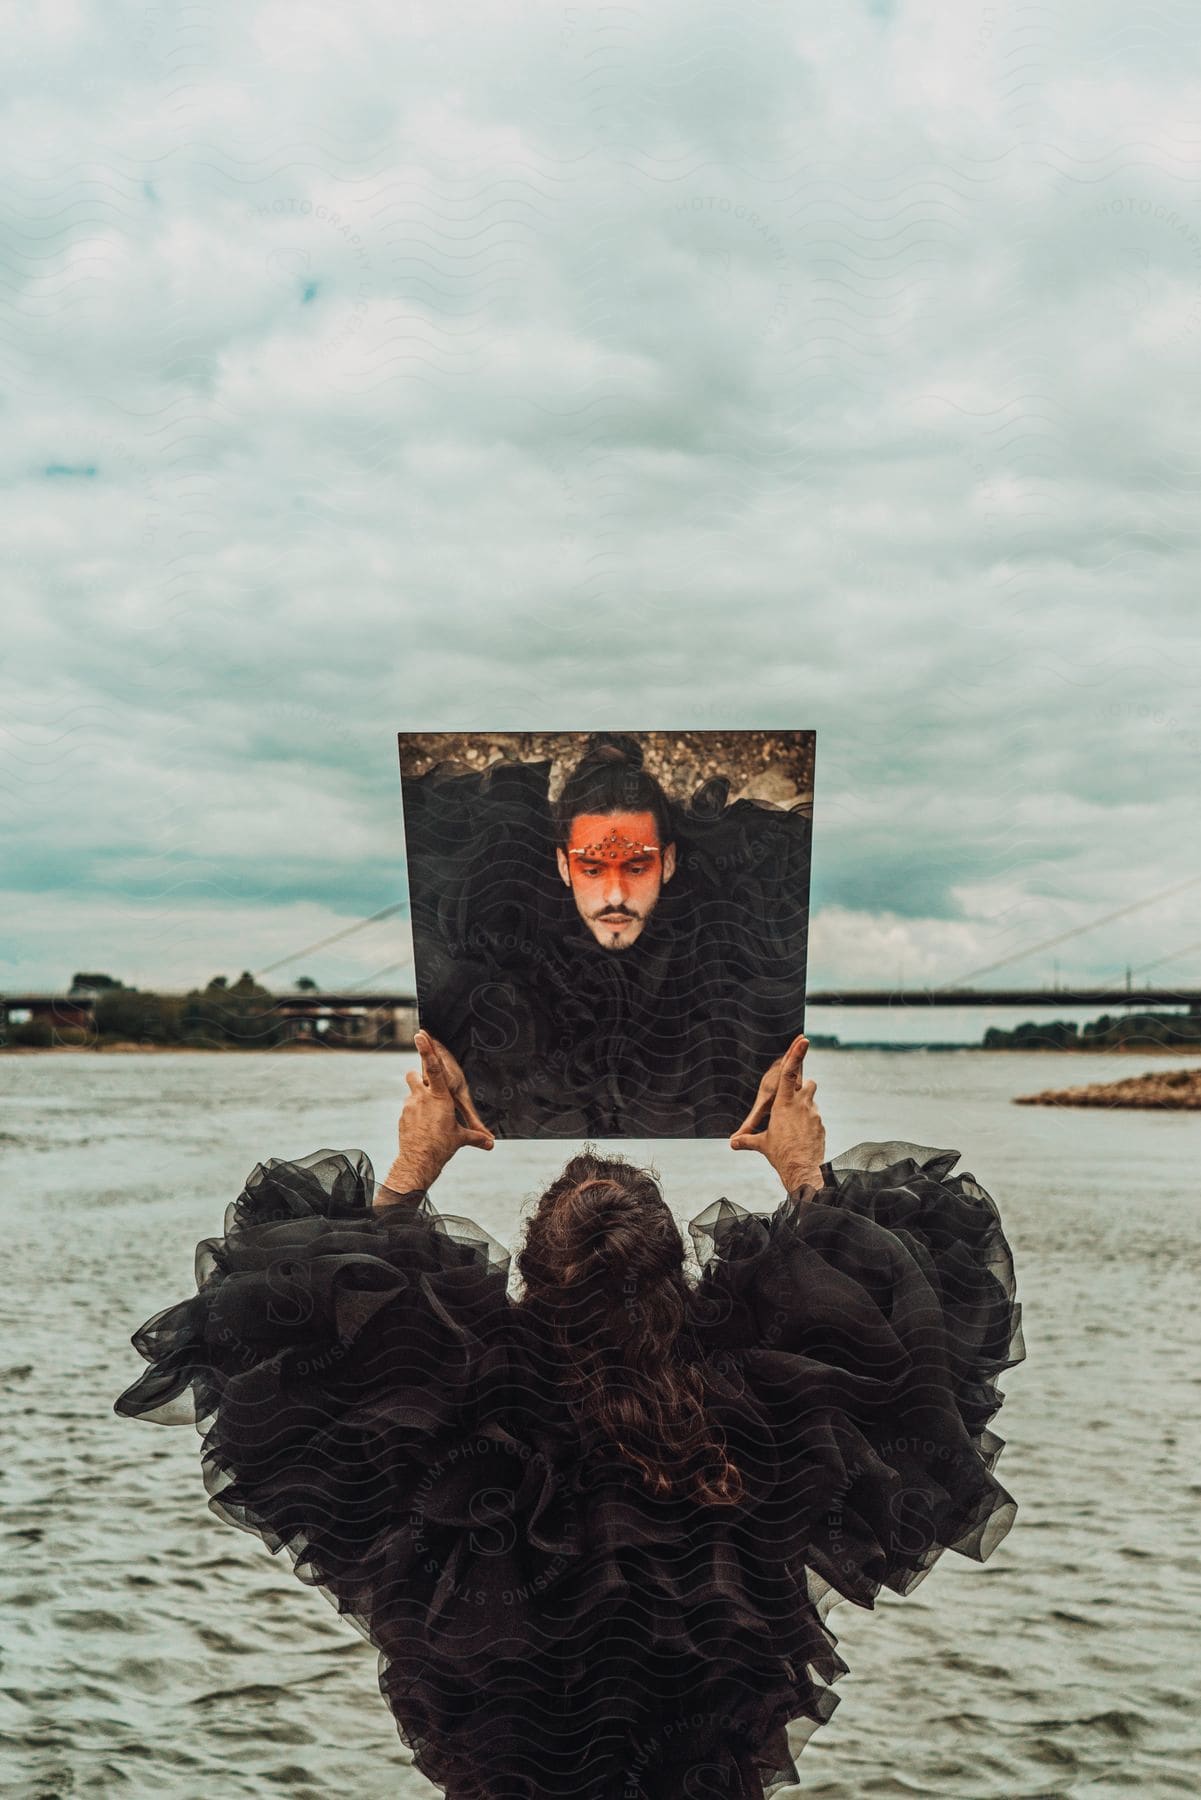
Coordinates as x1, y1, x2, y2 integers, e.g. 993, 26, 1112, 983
272, 992, 419, 1048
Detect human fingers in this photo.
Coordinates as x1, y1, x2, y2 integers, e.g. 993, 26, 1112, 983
777, 1035, 808, 1095
729, 1130, 768, 1155
414, 1029, 450, 1095
735, 1055, 786, 1136
424, 1033, 464, 1089
729, 1088, 771, 1139
404, 1070, 423, 1095
456, 1094, 492, 1136
443, 1064, 490, 1135
456, 1123, 495, 1151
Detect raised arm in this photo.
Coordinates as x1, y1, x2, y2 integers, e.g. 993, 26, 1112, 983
375, 1029, 495, 1208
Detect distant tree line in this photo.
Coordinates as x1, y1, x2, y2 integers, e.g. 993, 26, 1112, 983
984, 1011, 1201, 1050
93, 973, 285, 1047
7, 972, 321, 1048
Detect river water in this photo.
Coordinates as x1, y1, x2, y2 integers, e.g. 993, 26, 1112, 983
2, 1049, 1198, 1798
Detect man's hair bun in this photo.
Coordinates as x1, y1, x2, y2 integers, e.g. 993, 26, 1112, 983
579, 731, 644, 771
554, 732, 673, 848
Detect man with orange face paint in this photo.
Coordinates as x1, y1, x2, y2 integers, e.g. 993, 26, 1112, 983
549, 737, 680, 960
554, 809, 677, 952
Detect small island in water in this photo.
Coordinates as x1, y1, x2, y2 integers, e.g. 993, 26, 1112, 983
1015, 1067, 1201, 1110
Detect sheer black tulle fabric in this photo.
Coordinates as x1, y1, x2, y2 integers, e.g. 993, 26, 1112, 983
400, 756, 813, 1139
114, 1142, 1023, 1800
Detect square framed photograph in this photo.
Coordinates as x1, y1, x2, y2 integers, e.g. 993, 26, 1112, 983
398, 729, 815, 1138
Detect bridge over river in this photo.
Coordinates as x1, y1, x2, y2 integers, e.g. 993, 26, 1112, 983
4, 984, 1199, 1048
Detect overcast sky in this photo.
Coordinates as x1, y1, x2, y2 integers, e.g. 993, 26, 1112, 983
4, 1, 1200, 1030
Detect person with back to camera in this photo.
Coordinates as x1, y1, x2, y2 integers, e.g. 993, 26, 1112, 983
115, 1030, 1025, 1800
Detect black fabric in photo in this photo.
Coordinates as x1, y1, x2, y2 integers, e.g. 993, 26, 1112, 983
113, 1141, 1024, 1800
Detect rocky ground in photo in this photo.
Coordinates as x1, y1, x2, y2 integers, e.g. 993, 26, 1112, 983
398, 730, 815, 807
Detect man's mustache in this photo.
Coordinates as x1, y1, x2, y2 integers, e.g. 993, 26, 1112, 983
590, 908, 640, 922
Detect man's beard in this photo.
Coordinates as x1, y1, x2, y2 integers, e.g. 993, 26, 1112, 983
587, 908, 644, 950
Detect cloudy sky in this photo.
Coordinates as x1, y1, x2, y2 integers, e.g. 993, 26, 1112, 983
4, 1, 1200, 1039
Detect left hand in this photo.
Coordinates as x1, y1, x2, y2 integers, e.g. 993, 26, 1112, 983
420, 1031, 494, 1142
384, 1029, 495, 1193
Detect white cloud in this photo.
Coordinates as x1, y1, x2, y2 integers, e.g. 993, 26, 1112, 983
2, 0, 1200, 1009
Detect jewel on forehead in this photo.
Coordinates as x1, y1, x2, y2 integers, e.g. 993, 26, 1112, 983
568, 827, 658, 860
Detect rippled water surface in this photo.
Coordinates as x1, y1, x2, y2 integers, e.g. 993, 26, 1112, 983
3, 1049, 1199, 1798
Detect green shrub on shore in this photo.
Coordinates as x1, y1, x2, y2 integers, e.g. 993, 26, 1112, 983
95, 989, 185, 1044
11, 1018, 55, 1048
87, 973, 283, 1048
985, 1010, 1201, 1050
180, 973, 283, 1048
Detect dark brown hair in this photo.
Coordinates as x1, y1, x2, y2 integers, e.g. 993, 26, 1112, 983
552, 733, 675, 852
516, 1150, 745, 1508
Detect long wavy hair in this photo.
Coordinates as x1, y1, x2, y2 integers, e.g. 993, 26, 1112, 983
516, 1150, 745, 1508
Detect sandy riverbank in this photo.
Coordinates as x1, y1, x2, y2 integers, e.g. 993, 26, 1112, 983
1015, 1067, 1201, 1108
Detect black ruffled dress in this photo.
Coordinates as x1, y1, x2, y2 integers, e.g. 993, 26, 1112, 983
114, 1141, 1024, 1800
399, 756, 813, 1138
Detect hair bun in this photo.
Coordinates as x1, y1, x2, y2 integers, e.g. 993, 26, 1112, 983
579, 731, 644, 771
560, 1174, 680, 1291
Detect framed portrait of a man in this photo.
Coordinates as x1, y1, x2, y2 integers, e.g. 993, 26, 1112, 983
398, 729, 815, 1139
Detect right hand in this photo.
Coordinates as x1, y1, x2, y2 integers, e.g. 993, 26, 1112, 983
729, 1034, 826, 1195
